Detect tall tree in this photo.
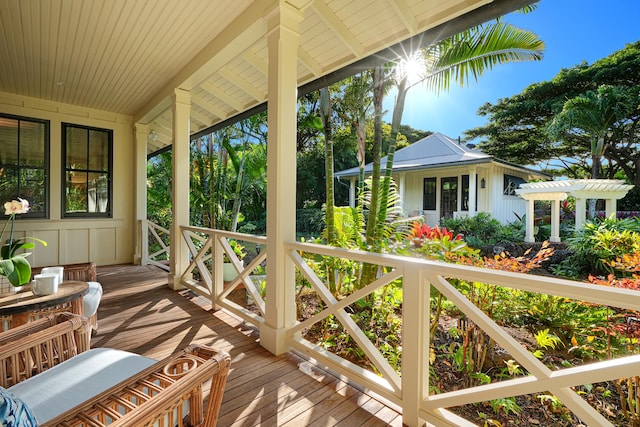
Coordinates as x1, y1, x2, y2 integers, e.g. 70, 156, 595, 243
372, 18, 545, 243
547, 85, 638, 216
468, 41, 640, 184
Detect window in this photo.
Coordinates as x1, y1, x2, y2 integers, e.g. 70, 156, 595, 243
62, 123, 112, 217
423, 177, 436, 210
503, 174, 526, 196
461, 175, 469, 211
0, 114, 49, 218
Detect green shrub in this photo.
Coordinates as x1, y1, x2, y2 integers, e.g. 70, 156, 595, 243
557, 216, 640, 277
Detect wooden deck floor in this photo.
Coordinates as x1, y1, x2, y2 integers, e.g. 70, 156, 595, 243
92, 264, 404, 426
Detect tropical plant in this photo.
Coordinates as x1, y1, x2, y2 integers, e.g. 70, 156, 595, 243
0, 199, 47, 286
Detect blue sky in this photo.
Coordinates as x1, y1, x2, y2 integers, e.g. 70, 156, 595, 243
392, 0, 640, 142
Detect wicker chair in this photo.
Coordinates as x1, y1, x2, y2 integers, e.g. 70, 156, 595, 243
0, 313, 231, 427
0, 312, 91, 388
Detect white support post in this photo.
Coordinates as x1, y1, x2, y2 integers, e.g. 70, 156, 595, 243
605, 198, 616, 219
349, 178, 356, 208
398, 173, 406, 212
262, 3, 303, 355
575, 197, 587, 229
469, 168, 477, 216
402, 266, 428, 427
169, 88, 191, 290
133, 123, 149, 265
525, 198, 535, 243
550, 199, 561, 243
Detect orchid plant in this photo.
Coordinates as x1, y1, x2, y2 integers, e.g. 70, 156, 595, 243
0, 198, 47, 286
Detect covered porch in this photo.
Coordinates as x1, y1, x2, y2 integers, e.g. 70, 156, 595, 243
92, 263, 403, 426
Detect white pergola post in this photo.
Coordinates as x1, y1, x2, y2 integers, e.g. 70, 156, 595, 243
133, 123, 149, 265
169, 88, 191, 290
262, 3, 303, 355
525, 198, 535, 243
606, 198, 616, 218
550, 198, 561, 243
575, 197, 587, 229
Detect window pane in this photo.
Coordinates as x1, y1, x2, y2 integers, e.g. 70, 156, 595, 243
20, 121, 46, 167
0, 114, 48, 218
66, 171, 88, 213
66, 127, 88, 170
0, 167, 19, 204
88, 130, 109, 171
88, 172, 109, 212
0, 118, 19, 165
20, 168, 45, 214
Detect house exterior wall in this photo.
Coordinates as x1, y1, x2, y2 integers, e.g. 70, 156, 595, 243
398, 163, 531, 226
0, 92, 135, 267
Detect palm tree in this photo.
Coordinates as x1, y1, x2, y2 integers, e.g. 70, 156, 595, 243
371, 19, 545, 255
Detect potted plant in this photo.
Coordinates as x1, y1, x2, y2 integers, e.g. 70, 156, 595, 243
223, 239, 246, 281
0, 198, 47, 295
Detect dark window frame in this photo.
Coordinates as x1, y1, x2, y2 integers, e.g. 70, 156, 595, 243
0, 113, 49, 219
423, 177, 436, 210
503, 174, 527, 196
61, 123, 113, 218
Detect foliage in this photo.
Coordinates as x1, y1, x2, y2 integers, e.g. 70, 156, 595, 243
467, 40, 640, 186
557, 215, 640, 278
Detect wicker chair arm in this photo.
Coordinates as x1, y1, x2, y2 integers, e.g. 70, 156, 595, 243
42, 344, 231, 427
0, 313, 91, 388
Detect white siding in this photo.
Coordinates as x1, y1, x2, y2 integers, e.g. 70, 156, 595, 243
398, 163, 531, 226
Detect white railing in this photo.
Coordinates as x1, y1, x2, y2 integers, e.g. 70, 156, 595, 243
176, 226, 640, 426
179, 226, 267, 327
142, 219, 170, 271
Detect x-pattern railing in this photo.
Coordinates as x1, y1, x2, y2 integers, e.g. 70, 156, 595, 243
143, 220, 170, 271
171, 228, 640, 426
284, 240, 640, 427
180, 226, 267, 325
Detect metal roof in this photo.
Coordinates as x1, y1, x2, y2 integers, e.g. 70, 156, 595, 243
335, 132, 548, 178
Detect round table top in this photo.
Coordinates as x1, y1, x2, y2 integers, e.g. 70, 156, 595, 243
0, 281, 89, 315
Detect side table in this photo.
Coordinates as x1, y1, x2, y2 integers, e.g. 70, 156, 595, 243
0, 281, 89, 331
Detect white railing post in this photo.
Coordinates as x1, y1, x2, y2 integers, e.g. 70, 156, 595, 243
141, 219, 149, 266
402, 265, 429, 427
212, 232, 224, 310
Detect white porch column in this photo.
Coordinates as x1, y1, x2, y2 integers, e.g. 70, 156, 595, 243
262, 3, 303, 355
398, 173, 406, 211
524, 198, 535, 243
550, 199, 561, 243
169, 88, 191, 290
469, 168, 477, 216
575, 197, 587, 229
348, 178, 356, 208
133, 123, 149, 265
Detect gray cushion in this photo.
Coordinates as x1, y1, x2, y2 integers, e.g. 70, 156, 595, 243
83, 281, 103, 317
9, 348, 156, 423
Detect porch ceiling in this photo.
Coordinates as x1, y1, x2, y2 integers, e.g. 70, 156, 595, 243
0, 0, 524, 154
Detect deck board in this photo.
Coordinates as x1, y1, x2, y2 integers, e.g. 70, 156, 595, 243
92, 264, 403, 426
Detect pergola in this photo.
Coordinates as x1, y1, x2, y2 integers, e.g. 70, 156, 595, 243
516, 179, 634, 243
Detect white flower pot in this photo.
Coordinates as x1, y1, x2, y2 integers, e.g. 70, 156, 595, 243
223, 261, 243, 282
0, 276, 23, 297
